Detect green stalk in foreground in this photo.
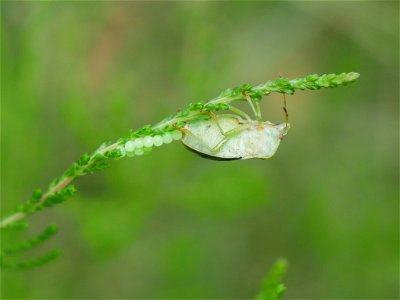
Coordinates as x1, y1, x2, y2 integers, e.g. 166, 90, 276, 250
0, 72, 359, 268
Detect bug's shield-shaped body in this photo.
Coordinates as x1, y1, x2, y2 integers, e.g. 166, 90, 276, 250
182, 116, 289, 160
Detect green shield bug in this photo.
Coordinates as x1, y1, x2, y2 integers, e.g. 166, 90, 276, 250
181, 92, 290, 160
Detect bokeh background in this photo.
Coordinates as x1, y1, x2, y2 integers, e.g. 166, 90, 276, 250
1, 1, 398, 299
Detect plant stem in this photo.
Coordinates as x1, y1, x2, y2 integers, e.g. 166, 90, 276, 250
0, 73, 359, 229
0, 143, 119, 228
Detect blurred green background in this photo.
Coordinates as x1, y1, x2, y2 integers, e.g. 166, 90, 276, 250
1, 1, 398, 299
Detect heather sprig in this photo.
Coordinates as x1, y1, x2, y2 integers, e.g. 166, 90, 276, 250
0, 72, 359, 268
1, 224, 58, 255
255, 259, 288, 300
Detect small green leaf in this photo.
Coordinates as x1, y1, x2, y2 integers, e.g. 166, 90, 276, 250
255, 258, 288, 300
2, 224, 58, 254
44, 186, 77, 207
1, 221, 29, 231
31, 189, 43, 203
77, 153, 91, 166
0, 249, 61, 269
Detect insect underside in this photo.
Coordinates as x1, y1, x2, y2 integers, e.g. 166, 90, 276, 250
181, 95, 290, 160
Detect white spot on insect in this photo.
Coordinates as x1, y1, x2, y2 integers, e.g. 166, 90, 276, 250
143, 136, 154, 148
126, 150, 136, 157
134, 138, 144, 148
117, 146, 126, 158
135, 148, 144, 156
144, 146, 153, 153
125, 141, 135, 153
162, 133, 173, 144
152, 135, 163, 147
171, 130, 183, 140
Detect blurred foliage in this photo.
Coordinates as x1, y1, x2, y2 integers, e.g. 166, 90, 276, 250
255, 258, 287, 300
1, 1, 398, 299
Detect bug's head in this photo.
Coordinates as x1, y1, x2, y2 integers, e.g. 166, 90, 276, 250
275, 123, 290, 140
251, 122, 291, 160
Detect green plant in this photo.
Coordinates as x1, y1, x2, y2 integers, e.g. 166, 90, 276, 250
255, 259, 288, 300
0, 72, 359, 269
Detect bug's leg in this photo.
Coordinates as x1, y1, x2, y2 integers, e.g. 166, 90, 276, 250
201, 111, 226, 136
282, 93, 289, 127
228, 105, 252, 121
242, 91, 262, 120
211, 124, 251, 153
254, 101, 262, 120
214, 113, 245, 123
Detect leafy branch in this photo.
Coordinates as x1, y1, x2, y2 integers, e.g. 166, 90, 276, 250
255, 259, 288, 300
0, 72, 359, 268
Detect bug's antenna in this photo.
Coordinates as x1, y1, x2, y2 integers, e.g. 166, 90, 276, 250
283, 93, 288, 127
